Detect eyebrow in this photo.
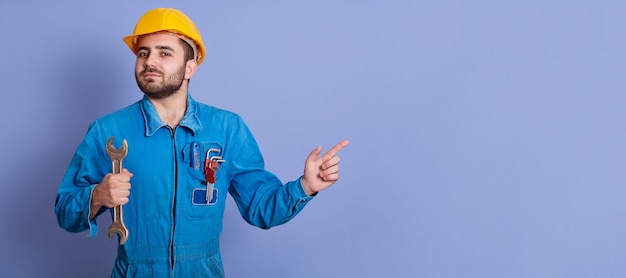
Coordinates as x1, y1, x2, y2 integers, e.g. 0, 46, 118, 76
137, 45, 176, 52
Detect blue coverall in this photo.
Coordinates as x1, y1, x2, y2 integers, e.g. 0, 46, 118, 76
55, 94, 314, 277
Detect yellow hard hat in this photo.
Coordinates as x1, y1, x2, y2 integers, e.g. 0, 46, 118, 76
123, 8, 206, 65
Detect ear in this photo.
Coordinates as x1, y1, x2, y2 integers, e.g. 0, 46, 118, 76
184, 60, 198, 80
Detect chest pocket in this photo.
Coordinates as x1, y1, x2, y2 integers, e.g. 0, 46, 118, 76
180, 141, 227, 220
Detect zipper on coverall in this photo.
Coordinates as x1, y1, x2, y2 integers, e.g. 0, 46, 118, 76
169, 127, 179, 276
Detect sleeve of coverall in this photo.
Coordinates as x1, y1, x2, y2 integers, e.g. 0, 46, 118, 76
227, 116, 315, 229
55, 121, 109, 237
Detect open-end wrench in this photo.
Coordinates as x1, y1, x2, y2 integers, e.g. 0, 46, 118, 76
105, 136, 129, 245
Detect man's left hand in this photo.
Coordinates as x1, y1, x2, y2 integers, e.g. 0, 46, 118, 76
301, 140, 350, 196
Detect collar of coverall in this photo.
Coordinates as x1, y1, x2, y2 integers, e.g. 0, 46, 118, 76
140, 94, 202, 137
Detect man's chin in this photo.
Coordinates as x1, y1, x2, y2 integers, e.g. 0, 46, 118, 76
142, 87, 179, 100
139, 83, 160, 93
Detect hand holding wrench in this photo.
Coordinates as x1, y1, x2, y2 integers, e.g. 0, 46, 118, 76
105, 136, 129, 245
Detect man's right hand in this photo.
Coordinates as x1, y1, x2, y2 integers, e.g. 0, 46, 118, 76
89, 169, 133, 219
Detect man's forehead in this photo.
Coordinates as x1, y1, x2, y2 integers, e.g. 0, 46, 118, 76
137, 32, 183, 49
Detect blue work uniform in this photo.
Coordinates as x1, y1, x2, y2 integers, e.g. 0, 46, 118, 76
55, 94, 314, 277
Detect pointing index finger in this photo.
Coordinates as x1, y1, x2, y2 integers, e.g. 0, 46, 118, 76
322, 139, 349, 159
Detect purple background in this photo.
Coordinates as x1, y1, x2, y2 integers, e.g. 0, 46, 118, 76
1, 1, 626, 277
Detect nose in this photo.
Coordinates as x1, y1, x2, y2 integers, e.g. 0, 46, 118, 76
143, 52, 158, 69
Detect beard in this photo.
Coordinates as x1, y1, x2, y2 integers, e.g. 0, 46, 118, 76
135, 65, 186, 99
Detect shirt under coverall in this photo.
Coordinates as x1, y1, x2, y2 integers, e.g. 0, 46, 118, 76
55, 94, 314, 277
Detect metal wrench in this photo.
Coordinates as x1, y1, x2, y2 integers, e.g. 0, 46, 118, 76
105, 136, 129, 245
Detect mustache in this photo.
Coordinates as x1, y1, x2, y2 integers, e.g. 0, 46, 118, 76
140, 68, 163, 76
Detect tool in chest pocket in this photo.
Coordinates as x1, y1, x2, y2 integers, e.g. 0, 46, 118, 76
204, 149, 225, 202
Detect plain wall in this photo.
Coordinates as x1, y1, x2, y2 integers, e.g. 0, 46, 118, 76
1, 1, 626, 277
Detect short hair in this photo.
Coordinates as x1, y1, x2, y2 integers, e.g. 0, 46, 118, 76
180, 38, 195, 63
179, 38, 195, 84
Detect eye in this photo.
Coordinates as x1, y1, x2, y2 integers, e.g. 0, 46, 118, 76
161, 52, 172, 57
137, 51, 148, 58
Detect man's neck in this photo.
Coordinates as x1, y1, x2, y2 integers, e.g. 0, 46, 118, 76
148, 89, 188, 128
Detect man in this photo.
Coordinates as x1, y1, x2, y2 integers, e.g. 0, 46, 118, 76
55, 7, 348, 277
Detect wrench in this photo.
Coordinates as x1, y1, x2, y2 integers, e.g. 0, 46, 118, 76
105, 136, 129, 245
